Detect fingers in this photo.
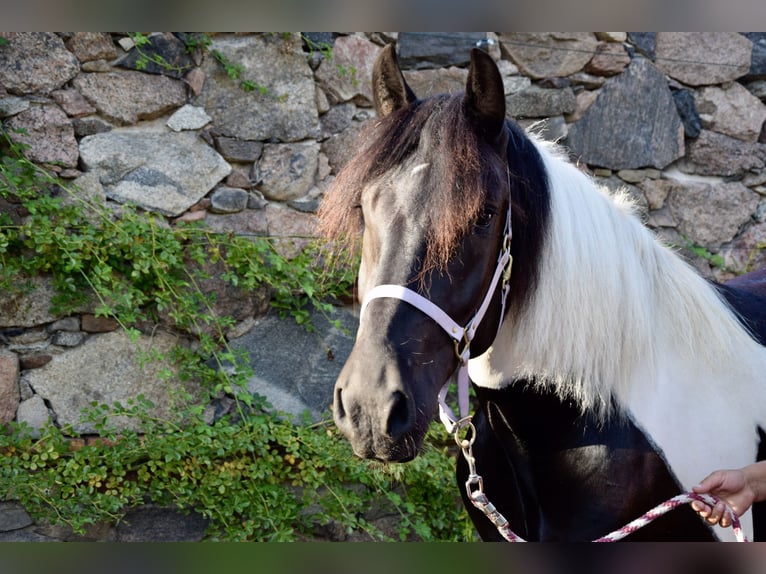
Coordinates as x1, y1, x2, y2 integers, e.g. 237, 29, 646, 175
691, 499, 732, 528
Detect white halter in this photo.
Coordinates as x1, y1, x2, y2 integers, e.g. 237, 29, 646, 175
359, 195, 513, 433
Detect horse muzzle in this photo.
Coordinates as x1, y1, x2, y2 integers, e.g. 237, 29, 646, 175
332, 352, 431, 462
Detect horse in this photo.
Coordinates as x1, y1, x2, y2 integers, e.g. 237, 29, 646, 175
317, 43, 766, 542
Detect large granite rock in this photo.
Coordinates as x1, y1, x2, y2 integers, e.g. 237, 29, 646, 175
226, 305, 357, 421
0, 33, 79, 94
79, 130, 231, 217
655, 32, 752, 86
192, 34, 319, 142
498, 32, 598, 79
5, 103, 78, 168
21, 330, 198, 434
566, 57, 684, 170
73, 71, 187, 125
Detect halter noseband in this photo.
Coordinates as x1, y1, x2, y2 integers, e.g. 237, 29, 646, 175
359, 187, 513, 434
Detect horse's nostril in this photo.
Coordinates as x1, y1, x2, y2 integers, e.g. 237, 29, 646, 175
334, 387, 346, 420
386, 390, 412, 440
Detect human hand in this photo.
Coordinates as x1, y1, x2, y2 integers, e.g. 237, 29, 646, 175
691, 469, 754, 528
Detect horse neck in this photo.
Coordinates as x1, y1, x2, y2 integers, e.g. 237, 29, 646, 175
483, 140, 766, 415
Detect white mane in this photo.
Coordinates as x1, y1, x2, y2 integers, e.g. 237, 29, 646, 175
471, 138, 766, 419
467, 135, 766, 541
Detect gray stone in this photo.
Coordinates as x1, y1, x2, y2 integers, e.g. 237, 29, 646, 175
320, 103, 356, 138
16, 394, 50, 435
73, 71, 187, 126
694, 82, 766, 143
507, 85, 576, 119
0, 502, 33, 532
116, 505, 208, 542
262, 203, 318, 258
402, 67, 469, 99
51, 88, 97, 118
584, 42, 631, 77
666, 179, 759, 246
397, 32, 487, 70
226, 305, 358, 421
0, 527, 56, 542
22, 330, 199, 433
0, 96, 30, 117
72, 117, 113, 137
640, 178, 674, 210
499, 32, 598, 79
51, 331, 86, 347
193, 34, 319, 142
745, 80, 766, 102
0, 275, 90, 328
682, 130, 766, 177
5, 104, 78, 168
0, 32, 79, 94
314, 34, 380, 106
672, 88, 702, 138
79, 131, 231, 217
64, 32, 118, 63
48, 317, 80, 332
254, 141, 319, 202
721, 221, 766, 274
204, 209, 268, 238
116, 32, 194, 79
321, 121, 366, 175
247, 190, 268, 210
627, 33, 656, 60
166, 104, 212, 131
214, 137, 263, 163
0, 351, 20, 424
225, 169, 252, 190
287, 198, 320, 213
744, 33, 766, 80
655, 33, 751, 86
209, 186, 249, 213
566, 58, 684, 170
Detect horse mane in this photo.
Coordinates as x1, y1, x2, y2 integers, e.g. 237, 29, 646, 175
493, 137, 766, 418
317, 93, 505, 278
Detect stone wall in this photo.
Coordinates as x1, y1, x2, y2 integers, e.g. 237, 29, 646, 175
1, 32, 766, 541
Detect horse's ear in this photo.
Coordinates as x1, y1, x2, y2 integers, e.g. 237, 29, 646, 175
464, 48, 506, 140
372, 43, 417, 117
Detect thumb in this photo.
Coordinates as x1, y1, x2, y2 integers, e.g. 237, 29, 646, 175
693, 471, 726, 494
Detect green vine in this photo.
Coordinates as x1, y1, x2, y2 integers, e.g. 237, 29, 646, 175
0, 128, 474, 540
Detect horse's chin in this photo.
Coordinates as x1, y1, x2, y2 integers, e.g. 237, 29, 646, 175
347, 427, 428, 463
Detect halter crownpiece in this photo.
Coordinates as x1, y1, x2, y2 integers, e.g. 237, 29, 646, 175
358, 177, 513, 434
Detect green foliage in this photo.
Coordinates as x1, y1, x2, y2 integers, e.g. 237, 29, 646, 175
0, 128, 353, 332
0, 127, 474, 540
0, 403, 471, 541
127, 32, 194, 77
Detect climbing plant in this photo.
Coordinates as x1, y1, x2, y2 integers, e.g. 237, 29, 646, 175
0, 128, 474, 541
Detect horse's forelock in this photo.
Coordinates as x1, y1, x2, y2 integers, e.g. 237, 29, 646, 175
318, 93, 501, 277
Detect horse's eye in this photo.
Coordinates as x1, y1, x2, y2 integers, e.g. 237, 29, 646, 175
475, 209, 495, 230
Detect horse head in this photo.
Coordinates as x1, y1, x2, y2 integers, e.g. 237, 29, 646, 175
321, 45, 516, 461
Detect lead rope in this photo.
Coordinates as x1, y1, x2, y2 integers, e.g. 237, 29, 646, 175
450, 400, 748, 542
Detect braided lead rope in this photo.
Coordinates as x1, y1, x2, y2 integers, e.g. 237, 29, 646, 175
454, 421, 748, 543
593, 492, 746, 542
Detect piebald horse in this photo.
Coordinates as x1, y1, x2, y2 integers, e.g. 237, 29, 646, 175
318, 44, 766, 541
